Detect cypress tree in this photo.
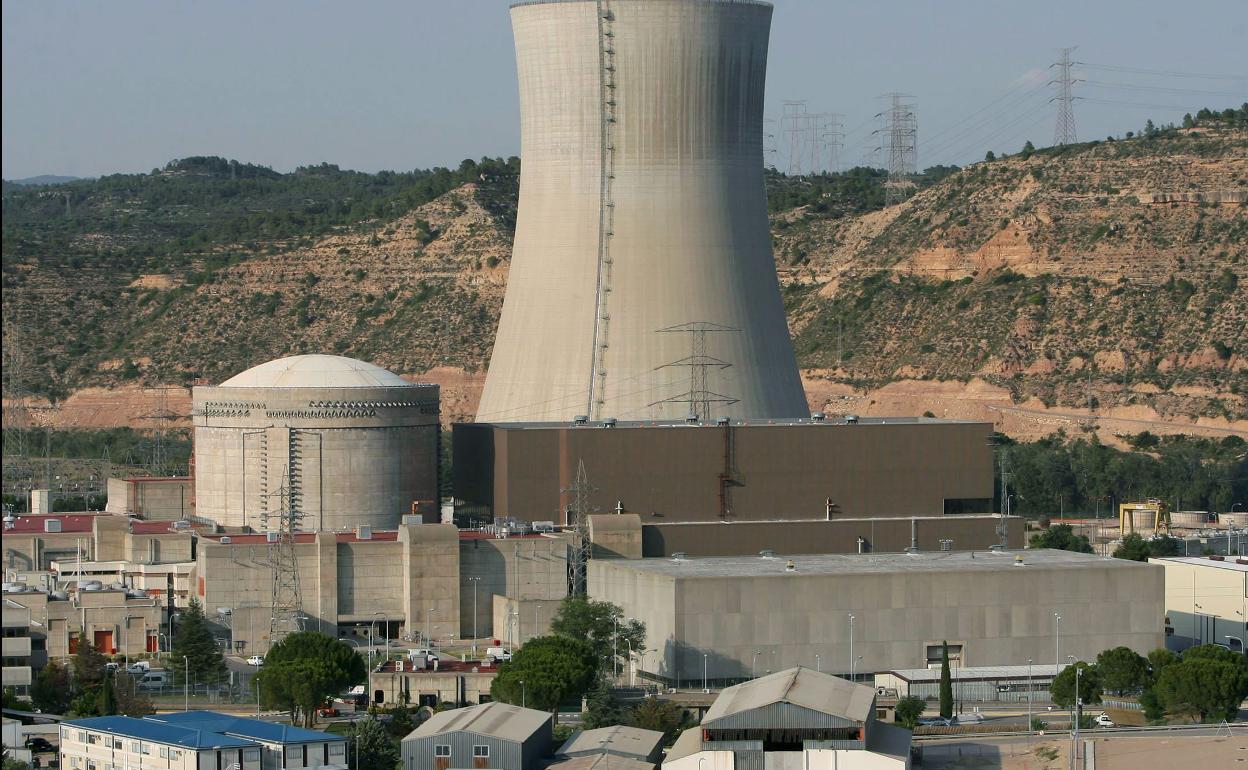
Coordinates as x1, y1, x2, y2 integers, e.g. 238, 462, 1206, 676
98, 673, 118, 716
939, 641, 953, 719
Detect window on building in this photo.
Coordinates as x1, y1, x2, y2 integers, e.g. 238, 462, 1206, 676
434, 746, 451, 758
87, 734, 100, 745
473, 746, 489, 758
243, 749, 259, 763
140, 743, 151, 755
171, 750, 182, 760
78, 731, 88, 743
160, 748, 169, 759
131, 742, 141, 753
87, 761, 97, 770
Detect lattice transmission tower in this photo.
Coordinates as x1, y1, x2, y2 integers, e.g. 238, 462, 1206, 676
874, 93, 918, 205
1050, 46, 1080, 145
651, 322, 740, 420
261, 468, 304, 644
564, 460, 597, 596
819, 114, 845, 174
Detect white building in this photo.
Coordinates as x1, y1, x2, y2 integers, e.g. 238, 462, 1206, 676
1152, 555, 1248, 652
664, 667, 912, 770
61, 712, 346, 770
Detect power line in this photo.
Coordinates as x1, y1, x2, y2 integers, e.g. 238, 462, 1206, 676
1082, 80, 1245, 98
1076, 62, 1248, 81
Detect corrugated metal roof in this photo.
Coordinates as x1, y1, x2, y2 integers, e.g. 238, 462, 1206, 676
408, 702, 550, 743
885, 664, 1066, 683
62, 716, 254, 749
557, 726, 663, 759
148, 711, 344, 744
703, 667, 874, 725
542, 754, 654, 770
662, 728, 704, 763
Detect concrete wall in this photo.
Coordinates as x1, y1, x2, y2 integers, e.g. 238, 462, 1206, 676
193, 383, 439, 531
106, 478, 193, 520
369, 668, 497, 707
455, 421, 995, 525
7, 589, 163, 661
1153, 557, 1247, 651
589, 554, 1164, 685
459, 535, 571, 640
479, 0, 806, 423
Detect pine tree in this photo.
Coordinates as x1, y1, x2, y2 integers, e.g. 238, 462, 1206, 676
98, 674, 118, 716
939, 641, 953, 719
170, 598, 227, 688
583, 678, 624, 729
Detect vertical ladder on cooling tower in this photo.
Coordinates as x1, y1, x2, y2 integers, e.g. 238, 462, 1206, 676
589, 0, 617, 419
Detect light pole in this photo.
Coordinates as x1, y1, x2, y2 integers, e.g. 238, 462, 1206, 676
848, 614, 855, 680
519, 679, 525, 709
751, 650, 761, 679
1054, 613, 1062, 667
367, 622, 375, 670
815, 653, 821, 673
613, 615, 620, 680
702, 653, 708, 692
1227, 635, 1245, 655
468, 577, 481, 657
1069, 657, 1082, 763
183, 655, 189, 711
535, 603, 542, 643
1027, 658, 1033, 743
372, 611, 386, 663
426, 607, 433, 649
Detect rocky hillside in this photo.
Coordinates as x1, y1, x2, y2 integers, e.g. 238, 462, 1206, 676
3, 115, 1246, 433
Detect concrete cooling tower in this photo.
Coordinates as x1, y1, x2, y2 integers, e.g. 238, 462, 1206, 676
477, 0, 807, 423
192, 355, 440, 532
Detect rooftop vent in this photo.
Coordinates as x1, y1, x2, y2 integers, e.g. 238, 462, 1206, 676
1209, 555, 1225, 561
671, 551, 688, 562
785, 560, 796, 572
811, 412, 825, 422
685, 413, 699, 424
220, 536, 232, 545
603, 417, 618, 428
2, 514, 15, 529
716, 416, 730, 427
266, 531, 279, 543
357, 525, 372, 540
44, 519, 62, 533
759, 549, 776, 559
844, 415, 859, 424
989, 544, 1005, 552
573, 415, 589, 426
1014, 555, 1026, 566
940, 539, 954, 551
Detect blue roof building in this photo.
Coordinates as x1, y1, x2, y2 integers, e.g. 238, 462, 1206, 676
61, 713, 346, 770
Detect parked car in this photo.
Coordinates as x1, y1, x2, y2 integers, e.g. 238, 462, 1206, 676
247, 655, 265, 666
126, 661, 151, 674
1094, 714, 1115, 728
954, 713, 984, 725
104, 662, 120, 673
25, 738, 55, 753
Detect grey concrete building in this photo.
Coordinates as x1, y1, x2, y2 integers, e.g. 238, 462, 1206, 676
479, 0, 806, 423
105, 477, 193, 521
664, 667, 912, 770
454, 418, 996, 526
589, 550, 1164, 685
402, 702, 553, 770
192, 354, 439, 532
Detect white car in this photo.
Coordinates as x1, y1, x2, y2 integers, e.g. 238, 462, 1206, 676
407, 648, 439, 662
246, 655, 265, 666
1094, 714, 1115, 728
126, 661, 151, 674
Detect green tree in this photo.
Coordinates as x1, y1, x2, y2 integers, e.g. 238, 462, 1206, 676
1021, 141, 1036, 159
1148, 648, 1178, 673
1113, 533, 1182, 561
1049, 662, 1101, 709
1154, 657, 1248, 722
71, 640, 107, 690
31, 661, 73, 714
984, 151, 996, 162
1095, 647, 1150, 695
97, 674, 118, 716
628, 699, 692, 746
348, 717, 399, 770
1029, 524, 1094, 553
939, 642, 953, 719
1139, 688, 1166, 723
491, 635, 596, 713
113, 673, 155, 717
170, 599, 227, 687
3, 748, 32, 770
895, 696, 925, 728
582, 678, 625, 729
550, 597, 646, 679
257, 632, 367, 727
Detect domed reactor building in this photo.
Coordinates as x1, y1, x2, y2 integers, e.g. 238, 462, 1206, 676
477, 0, 807, 423
192, 355, 440, 531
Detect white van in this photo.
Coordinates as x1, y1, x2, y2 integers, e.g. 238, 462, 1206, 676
137, 670, 170, 690
484, 647, 512, 662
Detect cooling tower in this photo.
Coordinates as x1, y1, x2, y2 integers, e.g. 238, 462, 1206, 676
477, 0, 807, 423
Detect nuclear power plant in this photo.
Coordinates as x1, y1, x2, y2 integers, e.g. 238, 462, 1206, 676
478, 0, 807, 423
191, 355, 440, 532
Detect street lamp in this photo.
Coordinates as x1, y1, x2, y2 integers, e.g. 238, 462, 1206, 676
613, 615, 620, 680
1026, 658, 1033, 743
426, 607, 433, 649
1227, 635, 1245, 654
815, 653, 821, 673
702, 653, 708, 692
847, 614, 855, 680
372, 611, 388, 664
1054, 613, 1062, 667
468, 577, 481, 657
535, 603, 542, 643
183, 655, 190, 712
519, 679, 525, 709
751, 650, 761, 679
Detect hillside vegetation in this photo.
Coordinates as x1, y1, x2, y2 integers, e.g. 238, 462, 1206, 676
2, 108, 1245, 424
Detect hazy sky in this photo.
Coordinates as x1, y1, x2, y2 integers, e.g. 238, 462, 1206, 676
3, 0, 1245, 179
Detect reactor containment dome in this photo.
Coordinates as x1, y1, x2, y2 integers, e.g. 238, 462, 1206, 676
477, 0, 807, 424
192, 355, 439, 532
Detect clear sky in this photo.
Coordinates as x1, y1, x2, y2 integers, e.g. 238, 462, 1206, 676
3, 0, 1245, 179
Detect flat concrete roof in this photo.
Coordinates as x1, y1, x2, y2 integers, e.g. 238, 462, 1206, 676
595, 549, 1146, 578
885, 664, 1066, 683
472, 416, 982, 430
1152, 556, 1248, 572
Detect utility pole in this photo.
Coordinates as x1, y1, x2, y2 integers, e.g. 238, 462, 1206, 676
564, 460, 597, 596
1050, 47, 1080, 145
874, 93, 917, 205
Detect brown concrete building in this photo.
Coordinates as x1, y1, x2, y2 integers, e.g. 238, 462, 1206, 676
105, 477, 194, 521
454, 417, 995, 525
369, 659, 499, 707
